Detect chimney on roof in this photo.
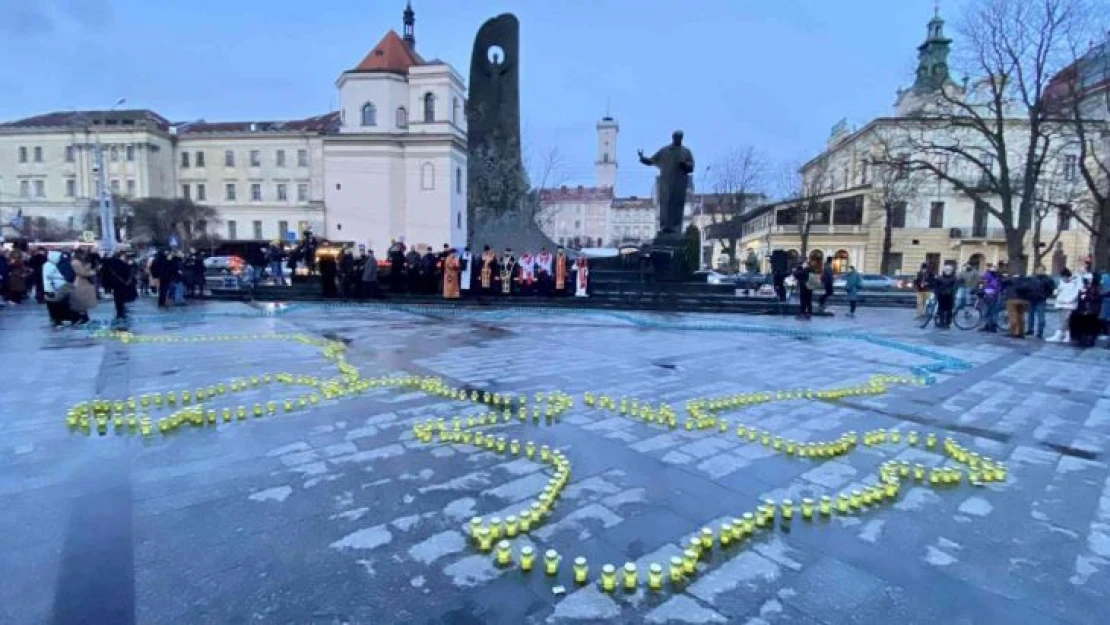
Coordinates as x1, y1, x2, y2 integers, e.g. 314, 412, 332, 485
403, 1, 416, 51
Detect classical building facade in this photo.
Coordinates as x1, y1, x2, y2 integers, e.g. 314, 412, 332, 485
0, 3, 466, 252
0, 110, 176, 239
719, 12, 1092, 275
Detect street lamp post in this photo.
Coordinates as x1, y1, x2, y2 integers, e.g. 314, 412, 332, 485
88, 98, 126, 253
74, 98, 127, 254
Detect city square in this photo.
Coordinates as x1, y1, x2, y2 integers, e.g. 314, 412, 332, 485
1, 300, 1108, 624
2, 0, 1110, 623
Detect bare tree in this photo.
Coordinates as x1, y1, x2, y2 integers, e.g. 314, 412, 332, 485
867, 134, 927, 274
882, 0, 1090, 274
127, 197, 220, 247
777, 159, 833, 259
1048, 35, 1110, 268
710, 145, 768, 264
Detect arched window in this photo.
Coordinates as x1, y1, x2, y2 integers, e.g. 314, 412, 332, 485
423, 93, 435, 123
452, 97, 460, 124
361, 102, 376, 127
421, 162, 435, 190
396, 106, 408, 128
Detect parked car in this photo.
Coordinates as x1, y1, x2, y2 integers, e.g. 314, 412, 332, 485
694, 270, 734, 285
734, 272, 767, 291
833, 273, 897, 291
205, 255, 245, 290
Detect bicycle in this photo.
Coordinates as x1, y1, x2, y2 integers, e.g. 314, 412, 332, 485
919, 293, 941, 328
953, 294, 1009, 330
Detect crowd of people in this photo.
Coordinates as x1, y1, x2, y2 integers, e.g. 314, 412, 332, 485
911, 259, 1110, 348
312, 241, 590, 301
0, 244, 141, 327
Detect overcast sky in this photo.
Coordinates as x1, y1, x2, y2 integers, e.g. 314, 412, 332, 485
0, 0, 965, 195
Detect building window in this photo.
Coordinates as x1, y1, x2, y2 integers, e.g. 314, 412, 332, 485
456, 211, 462, 229
34, 146, 43, 162
279, 220, 289, 239
34, 179, 45, 197
423, 93, 435, 122
19, 180, 29, 197
126, 179, 135, 196
456, 167, 462, 194
181, 151, 190, 168
1059, 205, 1071, 231
182, 184, 191, 200
452, 97, 460, 124
889, 201, 907, 228
297, 183, 308, 202
277, 183, 288, 201
196, 183, 206, 201
228, 220, 237, 239
110, 179, 120, 193
297, 149, 308, 167
421, 162, 435, 190
252, 220, 263, 239
65, 145, 76, 163
397, 107, 408, 128
224, 150, 235, 167
1063, 154, 1077, 181
929, 201, 945, 228
833, 195, 864, 225
225, 183, 237, 201
66, 178, 76, 197
276, 149, 286, 167
361, 102, 377, 126
18, 146, 27, 163
860, 160, 868, 184
250, 150, 261, 167
251, 183, 262, 201
109, 146, 118, 162
196, 151, 205, 167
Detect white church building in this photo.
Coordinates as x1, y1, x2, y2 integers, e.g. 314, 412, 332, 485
325, 2, 468, 251
0, 3, 467, 253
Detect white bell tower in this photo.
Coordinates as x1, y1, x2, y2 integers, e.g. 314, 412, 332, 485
595, 115, 618, 191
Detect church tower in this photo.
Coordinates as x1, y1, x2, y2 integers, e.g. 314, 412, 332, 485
595, 115, 618, 191
403, 1, 416, 51
912, 9, 951, 92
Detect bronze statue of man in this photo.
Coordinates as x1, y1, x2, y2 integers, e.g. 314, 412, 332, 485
638, 130, 695, 237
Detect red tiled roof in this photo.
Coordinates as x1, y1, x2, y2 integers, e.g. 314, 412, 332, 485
352, 30, 423, 74
178, 112, 340, 135
539, 186, 614, 203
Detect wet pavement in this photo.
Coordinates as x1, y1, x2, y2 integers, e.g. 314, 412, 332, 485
1, 298, 1108, 625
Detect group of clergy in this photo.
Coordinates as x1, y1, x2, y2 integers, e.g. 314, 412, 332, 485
441, 245, 589, 300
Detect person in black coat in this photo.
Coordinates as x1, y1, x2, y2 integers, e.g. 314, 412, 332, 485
793, 263, 813, 319
151, 250, 170, 307
28, 248, 47, 304
818, 257, 835, 312
931, 265, 958, 328
105, 251, 137, 321
318, 253, 339, 298
388, 242, 406, 293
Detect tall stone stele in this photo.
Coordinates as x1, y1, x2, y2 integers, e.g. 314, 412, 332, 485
466, 13, 559, 251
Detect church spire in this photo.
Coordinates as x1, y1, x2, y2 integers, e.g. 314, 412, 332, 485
913, 8, 952, 92
402, 1, 416, 51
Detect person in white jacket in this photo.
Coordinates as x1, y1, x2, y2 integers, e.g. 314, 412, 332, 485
41, 250, 75, 327
1047, 268, 1081, 343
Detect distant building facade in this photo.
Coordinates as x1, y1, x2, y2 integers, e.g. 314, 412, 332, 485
712, 12, 1094, 275
0, 3, 466, 252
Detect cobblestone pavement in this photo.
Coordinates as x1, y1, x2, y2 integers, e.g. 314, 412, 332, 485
1, 299, 1108, 625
